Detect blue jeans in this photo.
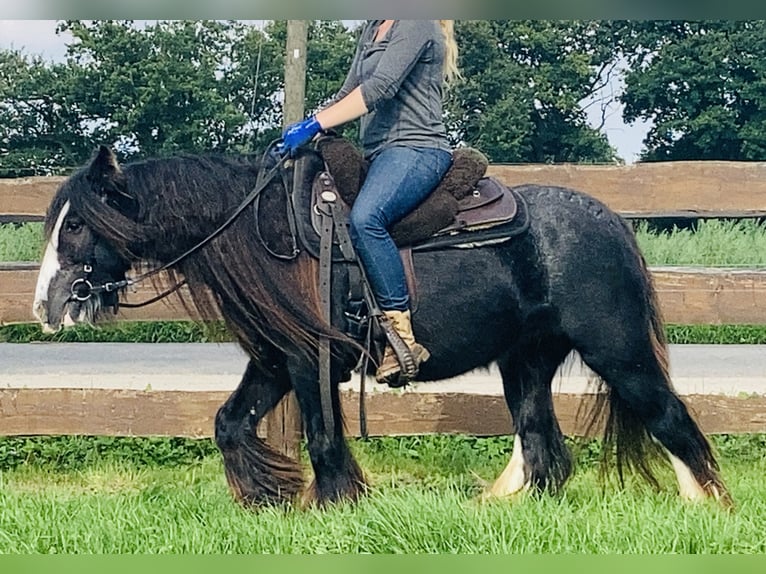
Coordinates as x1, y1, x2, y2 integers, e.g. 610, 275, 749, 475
349, 145, 452, 311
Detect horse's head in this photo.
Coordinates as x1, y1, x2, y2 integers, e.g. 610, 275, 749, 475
33, 146, 137, 333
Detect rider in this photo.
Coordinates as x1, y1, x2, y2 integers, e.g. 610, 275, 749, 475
279, 20, 459, 385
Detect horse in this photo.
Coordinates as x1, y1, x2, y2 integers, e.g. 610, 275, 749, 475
32, 143, 731, 509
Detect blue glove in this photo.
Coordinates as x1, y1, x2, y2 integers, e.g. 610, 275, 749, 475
278, 116, 322, 155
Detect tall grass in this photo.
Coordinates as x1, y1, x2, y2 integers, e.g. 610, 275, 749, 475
0, 321, 232, 343
0, 222, 43, 262
634, 219, 766, 267
4, 219, 766, 553
0, 435, 764, 553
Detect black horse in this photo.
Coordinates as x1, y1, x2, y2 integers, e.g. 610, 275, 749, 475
32, 144, 730, 508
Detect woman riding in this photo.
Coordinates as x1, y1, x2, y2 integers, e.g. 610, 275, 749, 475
279, 20, 460, 385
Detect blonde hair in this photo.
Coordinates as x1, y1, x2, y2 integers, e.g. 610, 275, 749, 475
439, 20, 461, 86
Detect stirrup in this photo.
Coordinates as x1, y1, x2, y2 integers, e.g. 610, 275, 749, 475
376, 343, 430, 388
375, 314, 429, 387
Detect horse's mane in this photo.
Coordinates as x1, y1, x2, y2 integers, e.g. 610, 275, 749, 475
59, 151, 344, 361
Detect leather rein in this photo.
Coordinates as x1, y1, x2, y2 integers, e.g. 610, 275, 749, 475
69, 146, 290, 307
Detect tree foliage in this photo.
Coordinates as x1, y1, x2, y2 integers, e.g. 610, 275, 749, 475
17, 19, 751, 177
619, 20, 766, 161
0, 20, 361, 175
267, 20, 361, 143
59, 20, 283, 158
447, 20, 619, 163
0, 50, 91, 176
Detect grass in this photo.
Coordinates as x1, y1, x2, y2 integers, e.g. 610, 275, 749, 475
0, 321, 232, 343
7, 320, 766, 344
635, 219, 766, 267
0, 222, 44, 262
0, 435, 764, 553
3, 218, 766, 553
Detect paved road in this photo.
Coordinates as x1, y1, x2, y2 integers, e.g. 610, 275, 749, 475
1, 343, 765, 397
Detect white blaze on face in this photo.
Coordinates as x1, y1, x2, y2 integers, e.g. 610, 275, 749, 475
32, 200, 70, 325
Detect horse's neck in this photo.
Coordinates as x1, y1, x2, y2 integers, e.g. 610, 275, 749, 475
125, 157, 250, 249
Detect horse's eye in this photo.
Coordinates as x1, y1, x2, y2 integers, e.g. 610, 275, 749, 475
65, 219, 83, 233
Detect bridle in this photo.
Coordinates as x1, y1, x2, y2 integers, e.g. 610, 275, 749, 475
69, 144, 291, 308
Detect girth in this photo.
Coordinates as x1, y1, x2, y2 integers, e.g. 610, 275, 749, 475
287, 146, 530, 345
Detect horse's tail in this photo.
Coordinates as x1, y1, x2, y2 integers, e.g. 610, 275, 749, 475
585, 249, 669, 489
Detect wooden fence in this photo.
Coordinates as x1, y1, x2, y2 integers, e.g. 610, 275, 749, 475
3, 160, 766, 440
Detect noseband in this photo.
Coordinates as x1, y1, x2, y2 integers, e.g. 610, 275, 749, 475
68, 144, 291, 307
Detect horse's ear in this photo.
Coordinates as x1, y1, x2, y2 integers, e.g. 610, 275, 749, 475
87, 145, 123, 185
85, 145, 137, 216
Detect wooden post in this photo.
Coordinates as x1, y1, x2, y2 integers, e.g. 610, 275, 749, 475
265, 20, 309, 459
282, 20, 309, 125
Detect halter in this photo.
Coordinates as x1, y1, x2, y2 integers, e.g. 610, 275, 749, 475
69, 144, 291, 307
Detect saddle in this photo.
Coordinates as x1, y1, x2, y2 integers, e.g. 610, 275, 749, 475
289, 136, 529, 261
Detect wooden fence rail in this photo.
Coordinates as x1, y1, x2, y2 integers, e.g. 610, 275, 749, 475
1, 388, 765, 438
4, 161, 766, 222
3, 160, 766, 439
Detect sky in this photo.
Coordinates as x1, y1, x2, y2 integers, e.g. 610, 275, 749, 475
0, 19, 651, 163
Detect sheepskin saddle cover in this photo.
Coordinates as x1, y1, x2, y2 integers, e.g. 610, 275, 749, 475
315, 136, 499, 246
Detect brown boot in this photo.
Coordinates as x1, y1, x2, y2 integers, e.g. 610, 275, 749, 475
375, 309, 430, 386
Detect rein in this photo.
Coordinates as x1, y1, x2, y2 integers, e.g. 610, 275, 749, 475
70, 146, 290, 306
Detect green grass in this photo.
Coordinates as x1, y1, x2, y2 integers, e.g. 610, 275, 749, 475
5, 318, 766, 345
5, 219, 765, 553
0, 321, 232, 343
635, 219, 766, 267
0, 435, 764, 553
0, 222, 43, 262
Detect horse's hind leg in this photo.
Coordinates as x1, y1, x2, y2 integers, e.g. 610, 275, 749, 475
579, 335, 731, 506
286, 355, 366, 506
215, 354, 304, 506
485, 337, 573, 498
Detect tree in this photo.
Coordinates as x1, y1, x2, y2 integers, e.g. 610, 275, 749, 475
2, 20, 632, 174
0, 49, 92, 176
447, 21, 619, 163
305, 20, 359, 141
0, 20, 356, 174
620, 21, 766, 161
59, 20, 286, 159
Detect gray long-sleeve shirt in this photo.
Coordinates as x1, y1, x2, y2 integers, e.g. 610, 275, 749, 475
332, 20, 451, 159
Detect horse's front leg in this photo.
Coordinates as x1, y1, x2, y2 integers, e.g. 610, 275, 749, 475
215, 353, 304, 506
287, 354, 367, 506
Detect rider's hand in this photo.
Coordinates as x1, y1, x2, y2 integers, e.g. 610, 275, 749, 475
277, 116, 322, 155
